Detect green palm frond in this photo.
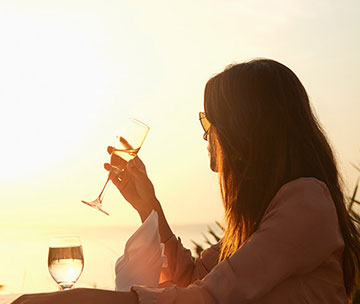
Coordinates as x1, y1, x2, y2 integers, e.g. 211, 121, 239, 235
351, 163, 360, 174
352, 289, 360, 304
350, 199, 360, 205
191, 240, 204, 259
207, 225, 221, 242
349, 178, 359, 210
191, 223, 224, 258
201, 233, 213, 246
346, 161, 360, 304
350, 209, 360, 223
215, 221, 225, 231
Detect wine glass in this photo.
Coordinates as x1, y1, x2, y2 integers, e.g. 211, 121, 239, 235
48, 237, 84, 290
82, 118, 150, 215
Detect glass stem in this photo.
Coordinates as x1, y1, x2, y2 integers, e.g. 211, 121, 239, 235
97, 175, 111, 202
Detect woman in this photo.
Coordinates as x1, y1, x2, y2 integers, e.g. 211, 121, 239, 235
13, 59, 360, 303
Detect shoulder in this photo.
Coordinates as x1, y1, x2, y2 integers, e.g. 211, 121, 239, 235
277, 177, 332, 201
263, 177, 337, 223
257, 177, 343, 254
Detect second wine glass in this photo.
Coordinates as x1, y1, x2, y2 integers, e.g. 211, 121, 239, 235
48, 236, 84, 290
82, 118, 150, 215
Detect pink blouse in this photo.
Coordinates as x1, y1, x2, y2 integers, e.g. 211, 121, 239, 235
131, 177, 348, 303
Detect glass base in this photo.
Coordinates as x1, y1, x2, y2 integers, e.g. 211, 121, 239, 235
59, 282, 74, 290
81, 200, 110, 216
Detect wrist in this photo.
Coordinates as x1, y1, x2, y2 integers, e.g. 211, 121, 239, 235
137, 198, 159, 222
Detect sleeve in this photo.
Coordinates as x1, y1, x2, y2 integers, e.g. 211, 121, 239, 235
159, 234, 221, 287
131, 178, 344, 304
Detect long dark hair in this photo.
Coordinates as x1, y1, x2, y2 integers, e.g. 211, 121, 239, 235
204, 58, 360, 299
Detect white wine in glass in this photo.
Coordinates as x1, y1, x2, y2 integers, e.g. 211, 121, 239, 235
82, 118, 149, 215
48, 237, 84, 290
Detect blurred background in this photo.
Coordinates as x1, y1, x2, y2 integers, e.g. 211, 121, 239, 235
0, 0, 359, 293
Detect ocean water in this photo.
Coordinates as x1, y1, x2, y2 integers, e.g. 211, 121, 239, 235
0, 223, 222, 294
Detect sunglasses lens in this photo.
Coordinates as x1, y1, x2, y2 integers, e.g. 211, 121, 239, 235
199, 112, 210, 133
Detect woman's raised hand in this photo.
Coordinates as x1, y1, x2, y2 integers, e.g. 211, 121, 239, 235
104, 146, 158, 222
105, 141, 174, 243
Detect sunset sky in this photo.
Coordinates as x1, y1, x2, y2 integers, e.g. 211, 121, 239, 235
1, 0, 359, 228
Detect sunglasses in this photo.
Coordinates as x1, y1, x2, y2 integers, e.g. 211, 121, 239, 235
199, 112, 211, 140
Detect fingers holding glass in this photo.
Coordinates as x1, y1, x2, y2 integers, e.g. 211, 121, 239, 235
81, 118, 150, 215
